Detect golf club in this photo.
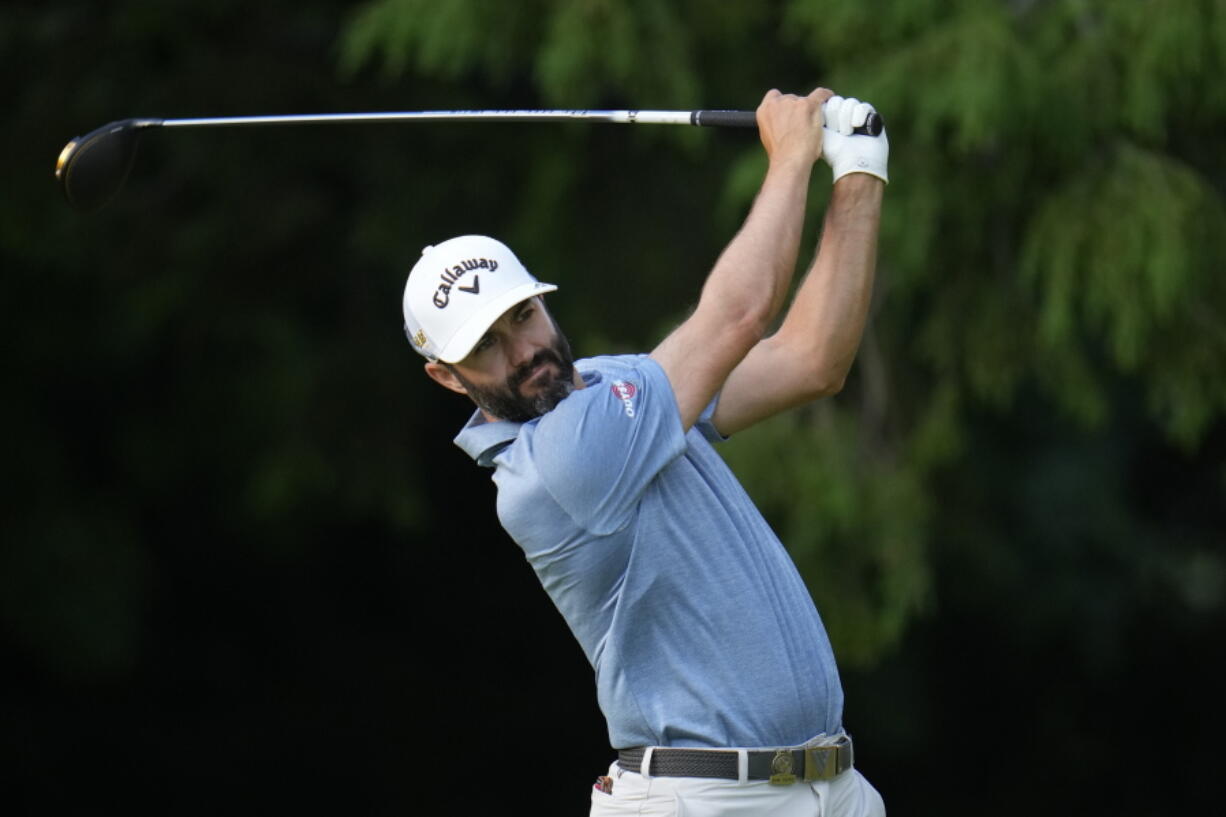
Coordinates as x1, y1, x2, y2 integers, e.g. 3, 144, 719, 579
55, 107, 884, 211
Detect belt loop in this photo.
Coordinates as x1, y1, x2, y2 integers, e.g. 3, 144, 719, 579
736, 749, 748, 784
640, 747, 655, 781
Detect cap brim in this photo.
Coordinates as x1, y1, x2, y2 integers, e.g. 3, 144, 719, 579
435, 281, 559, 363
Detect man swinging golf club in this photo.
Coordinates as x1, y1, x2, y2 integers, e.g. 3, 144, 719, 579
403, 86, 888, 817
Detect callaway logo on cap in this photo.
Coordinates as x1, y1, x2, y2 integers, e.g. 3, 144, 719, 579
402, 235, 558, 363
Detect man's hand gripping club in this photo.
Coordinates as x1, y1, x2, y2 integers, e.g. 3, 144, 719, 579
757, 87, 834, 168
820, 95, 889, 184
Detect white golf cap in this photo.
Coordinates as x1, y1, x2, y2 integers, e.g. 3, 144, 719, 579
402, 235, 558, 363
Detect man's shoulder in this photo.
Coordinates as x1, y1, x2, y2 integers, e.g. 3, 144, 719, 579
506, 351, 690, 536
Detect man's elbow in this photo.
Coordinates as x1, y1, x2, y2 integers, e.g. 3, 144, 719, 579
804, 372, 845, 401
726, 309, 772, 352
799, 358, 849, 401
767, 334, 850, 401
696, 287, 772, 348
817, 372, 847, 398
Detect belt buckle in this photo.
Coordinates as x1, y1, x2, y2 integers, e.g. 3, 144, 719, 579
802, 738, 849, 782
768, 749, 797, 785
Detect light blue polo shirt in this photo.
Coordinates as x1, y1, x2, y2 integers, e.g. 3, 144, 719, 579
455, 353, 843, 750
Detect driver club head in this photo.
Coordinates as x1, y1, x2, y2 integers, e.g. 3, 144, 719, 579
55, 119, 150, 211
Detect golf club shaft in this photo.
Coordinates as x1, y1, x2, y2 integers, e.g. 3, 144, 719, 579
143, 110, 743, 128
57, 107, 885, 211
131, 108, 880, 134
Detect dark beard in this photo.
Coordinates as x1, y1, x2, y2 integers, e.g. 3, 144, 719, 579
452, 325, 576, 423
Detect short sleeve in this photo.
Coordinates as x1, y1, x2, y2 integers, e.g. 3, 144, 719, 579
526, 358, 687, 535
695, 393, 727, 444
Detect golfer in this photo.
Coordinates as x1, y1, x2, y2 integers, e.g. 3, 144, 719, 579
403, 87, 888, 817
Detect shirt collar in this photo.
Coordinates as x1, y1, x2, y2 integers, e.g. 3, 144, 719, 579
453, 409, 521, 468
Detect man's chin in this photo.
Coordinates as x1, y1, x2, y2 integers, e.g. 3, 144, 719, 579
526, 376, 575, 415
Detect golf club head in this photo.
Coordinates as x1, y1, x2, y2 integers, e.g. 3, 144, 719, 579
55, 119, 155, 211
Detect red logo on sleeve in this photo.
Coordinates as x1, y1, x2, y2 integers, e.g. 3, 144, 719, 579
611, 380, 638, 418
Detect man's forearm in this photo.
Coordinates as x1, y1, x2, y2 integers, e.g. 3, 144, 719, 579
698, 155, 815, 333
651, 87, 831, 431
774, 173, 884, 389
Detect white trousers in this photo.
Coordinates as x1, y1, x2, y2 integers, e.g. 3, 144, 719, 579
589, 760, 885, 817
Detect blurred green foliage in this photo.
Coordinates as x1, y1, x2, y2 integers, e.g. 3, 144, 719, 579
336, 0, 1226, 667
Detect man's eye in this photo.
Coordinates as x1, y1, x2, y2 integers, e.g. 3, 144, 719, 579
515, 306, 534, 322
475, 335, 495, 352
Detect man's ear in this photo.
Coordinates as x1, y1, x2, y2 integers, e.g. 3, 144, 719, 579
424, 361, 468, 396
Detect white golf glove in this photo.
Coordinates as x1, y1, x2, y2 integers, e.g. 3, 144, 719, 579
821, 96, 889, 184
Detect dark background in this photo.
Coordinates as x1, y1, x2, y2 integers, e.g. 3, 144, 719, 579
4, 2, 1224, 815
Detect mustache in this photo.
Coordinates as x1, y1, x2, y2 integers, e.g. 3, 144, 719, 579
508, 348, 565, 390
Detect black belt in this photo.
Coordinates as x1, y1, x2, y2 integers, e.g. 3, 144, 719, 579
617, 734, 853, 784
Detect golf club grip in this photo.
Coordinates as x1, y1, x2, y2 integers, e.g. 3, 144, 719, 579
694, 109, 884, 136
